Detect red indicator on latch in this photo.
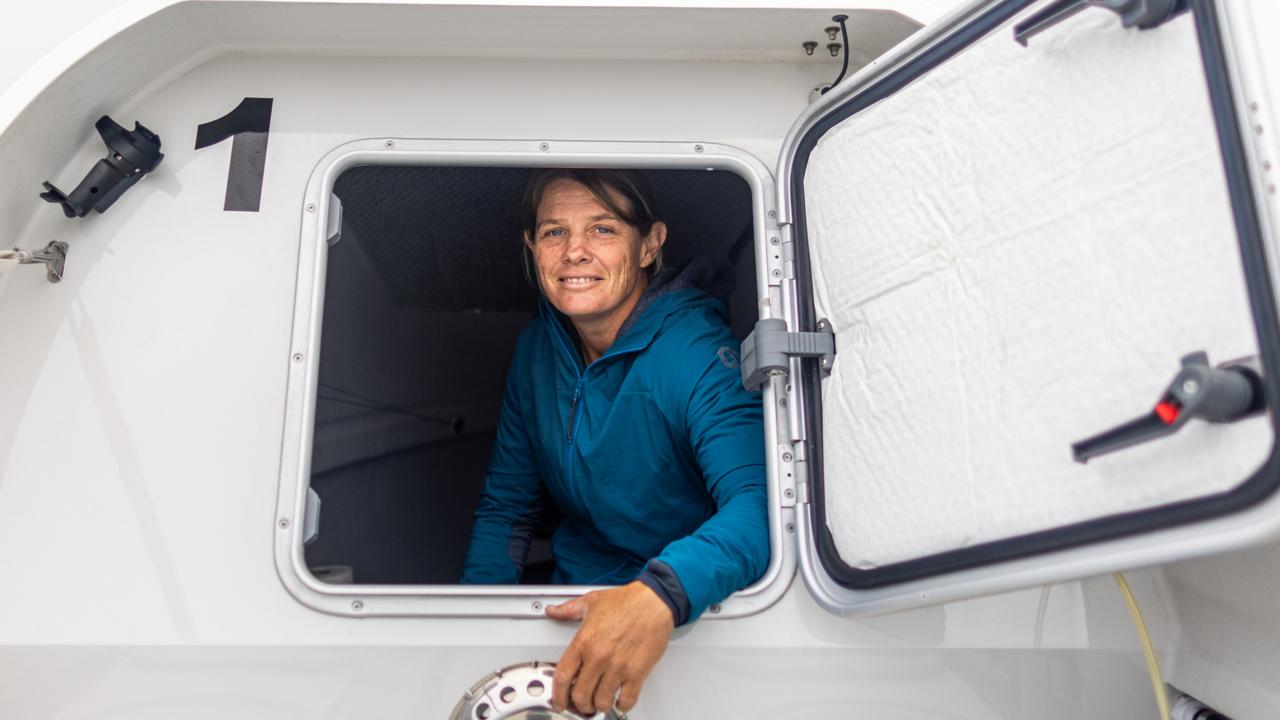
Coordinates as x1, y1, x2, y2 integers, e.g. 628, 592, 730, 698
1154, 401, 1180, 425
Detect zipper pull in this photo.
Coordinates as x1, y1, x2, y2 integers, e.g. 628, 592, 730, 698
567, 385, 582, 444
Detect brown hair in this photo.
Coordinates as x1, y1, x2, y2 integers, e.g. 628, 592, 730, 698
520, 169, 664, 281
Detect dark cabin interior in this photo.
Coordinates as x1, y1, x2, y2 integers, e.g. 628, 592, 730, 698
304, 166, 757, 584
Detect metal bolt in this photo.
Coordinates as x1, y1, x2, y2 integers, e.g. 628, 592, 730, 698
114, 154, 123, 161
768, 210, 776, 219
278, 518, 289, 529
709, 604, 721, 614
694, 144, 704, 153
782, 452, 794, 463
352, 600, 364, 612
786, 523, 795, 533
820, 357, 829, 366
770, 236, 780, 246
771, 269, 782, 278
305, 203, 316, 213
539, 142, 550, 151
825, 26, 839, 41
784, 488, 794, 499
802, 41, 818, 56
531, 601, 542, 612
384, 140, 395, 149
828, 42, 842, 57
292, 353, 304, 362
779, 397, 787, 407
785, 384, 792, 392
1182, 379, 1200, 395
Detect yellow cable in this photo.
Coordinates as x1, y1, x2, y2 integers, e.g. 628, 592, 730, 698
1113, 572, 1172, 720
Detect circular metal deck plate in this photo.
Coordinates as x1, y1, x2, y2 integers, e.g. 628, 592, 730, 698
450, 662, 626, 720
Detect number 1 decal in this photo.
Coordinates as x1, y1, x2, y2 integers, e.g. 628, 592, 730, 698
195, 97, 273, 212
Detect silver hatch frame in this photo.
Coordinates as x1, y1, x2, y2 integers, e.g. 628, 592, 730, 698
275, 137, 795, 618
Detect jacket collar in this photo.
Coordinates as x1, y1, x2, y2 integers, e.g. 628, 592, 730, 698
540, 256, 733, 369
540, 290, 693, 370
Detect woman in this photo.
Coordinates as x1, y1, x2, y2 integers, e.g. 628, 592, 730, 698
460, 168, 769, 715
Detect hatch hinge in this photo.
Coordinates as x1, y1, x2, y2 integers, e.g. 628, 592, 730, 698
777, 441, 812, 509
740, 318, 835, 391
777, 444, 797, 507
795, 475, 810, 507
764, 223, 787, 291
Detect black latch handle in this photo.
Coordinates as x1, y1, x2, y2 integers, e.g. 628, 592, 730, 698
1013, 0, 1185, 47
1071, 352, 1264, 463
40, 115, 164, 218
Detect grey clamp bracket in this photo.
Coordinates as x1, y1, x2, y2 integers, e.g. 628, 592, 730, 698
740, 317, 836, 391
0, 241, 68, 283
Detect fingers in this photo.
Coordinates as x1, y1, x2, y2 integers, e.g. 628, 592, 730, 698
569, 647, 606, 714
551, 642, 582, 712
545, 596, 588, 621
616, 680, 643, 713
593, 669, 625, 715
549, 586, 670, 714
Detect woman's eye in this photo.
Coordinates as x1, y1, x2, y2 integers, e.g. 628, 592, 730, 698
594, 226, 615, 235
542, 228, 565, 239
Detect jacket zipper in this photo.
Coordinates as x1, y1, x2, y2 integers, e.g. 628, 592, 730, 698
563, 374, 587, 509
546, 305, 643, 513
567, 378, 585, 444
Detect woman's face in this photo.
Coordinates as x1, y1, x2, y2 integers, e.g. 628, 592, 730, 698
526, 178, 666, 329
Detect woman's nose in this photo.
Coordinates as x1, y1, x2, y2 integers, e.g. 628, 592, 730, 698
562, 231, 591, 263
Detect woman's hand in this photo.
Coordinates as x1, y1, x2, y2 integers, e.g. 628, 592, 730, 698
545, 581, 675, 715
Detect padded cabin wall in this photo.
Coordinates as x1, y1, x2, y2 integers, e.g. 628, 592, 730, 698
0, 37, 824, 642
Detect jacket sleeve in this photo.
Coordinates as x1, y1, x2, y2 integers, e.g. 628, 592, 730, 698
642, 322, 770, 623
459, 353, 545, 584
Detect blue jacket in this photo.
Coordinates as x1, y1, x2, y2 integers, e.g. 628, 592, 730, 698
460, 264, 769, 624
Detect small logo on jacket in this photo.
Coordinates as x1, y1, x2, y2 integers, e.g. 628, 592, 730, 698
717, 346, 740, 369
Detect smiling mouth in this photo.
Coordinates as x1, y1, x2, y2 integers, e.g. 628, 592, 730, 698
559, 277, 602, 287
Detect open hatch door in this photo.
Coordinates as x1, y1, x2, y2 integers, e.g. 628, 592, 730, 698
770, 0, 1280, 613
